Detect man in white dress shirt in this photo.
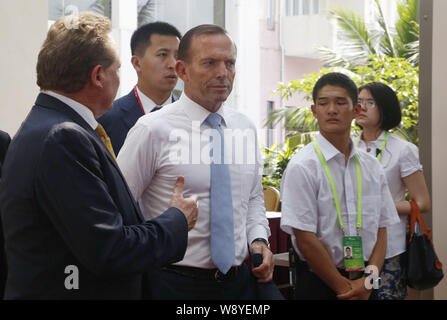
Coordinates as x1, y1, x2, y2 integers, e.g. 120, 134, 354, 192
118, 24, 275, 299
280, 73, 400, 300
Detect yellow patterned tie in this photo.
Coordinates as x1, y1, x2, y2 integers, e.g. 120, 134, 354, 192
95, 124, 117, 161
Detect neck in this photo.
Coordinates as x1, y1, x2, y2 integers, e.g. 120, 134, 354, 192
137, 81, 171, 106
51, 89, 102, 119
361, 127, 383, 144
184, 90, 223, 113
320, 131, 351, 162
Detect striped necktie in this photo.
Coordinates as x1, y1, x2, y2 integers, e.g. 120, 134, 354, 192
95, 124, 117, 161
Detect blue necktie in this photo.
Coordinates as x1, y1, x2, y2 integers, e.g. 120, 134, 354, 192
150, 105, 162, 112
206, 113, 235, 274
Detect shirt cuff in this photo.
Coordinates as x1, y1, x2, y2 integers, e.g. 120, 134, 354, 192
247, 225, 270, 246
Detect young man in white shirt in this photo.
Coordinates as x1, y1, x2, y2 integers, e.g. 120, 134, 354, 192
118, 24, 275, 299
280, 72, 400, 300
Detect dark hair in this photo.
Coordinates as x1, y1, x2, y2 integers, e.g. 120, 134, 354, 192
359, 82, 401, 130
177, 24, 234, 62
131, 21, 181, 56
312, 72, 358, 106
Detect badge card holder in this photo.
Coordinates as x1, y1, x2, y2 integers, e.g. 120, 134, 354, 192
343, 236, 365, 272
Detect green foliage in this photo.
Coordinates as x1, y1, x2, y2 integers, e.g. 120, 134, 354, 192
269, 55, 419, 145
351, 55, 419, 143
262, 139, 302, 190
262, 0, 420, 187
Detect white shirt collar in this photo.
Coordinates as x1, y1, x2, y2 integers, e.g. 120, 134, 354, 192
179, 92, 228, 127
316, 133, 359, 162
136, 86, 172, 114
43, 91, 97, 130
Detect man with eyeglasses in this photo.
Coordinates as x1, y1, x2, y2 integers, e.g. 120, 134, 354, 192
280, 72, 399, 300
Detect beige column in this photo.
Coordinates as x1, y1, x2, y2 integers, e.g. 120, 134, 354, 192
0, 0, 48, 136
431, 0, 447, 300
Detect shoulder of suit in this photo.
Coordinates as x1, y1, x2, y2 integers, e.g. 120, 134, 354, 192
0, 130, 10, 143
99, 91, 140, 123
47, 121, 93, 141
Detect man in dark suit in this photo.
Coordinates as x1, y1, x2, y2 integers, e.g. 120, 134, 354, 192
99, 22, 181, 154
0, 129, 11, 299
0, 12, 198, 300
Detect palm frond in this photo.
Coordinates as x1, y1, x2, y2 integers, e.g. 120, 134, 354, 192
329, 7, 376, 62
396, 0, 420, 45
265, 106, 318, 133
374, 0, 397, 57
403, 39, 419, 65
316, 46, 353, 69
138, 0, 157, 27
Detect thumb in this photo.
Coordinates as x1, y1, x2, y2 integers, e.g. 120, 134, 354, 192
336, 290, 354, 300
173, 176, 185, 197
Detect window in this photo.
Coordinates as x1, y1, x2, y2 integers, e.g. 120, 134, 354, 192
267, 0, 275, 30
285, 0, 319, 16
48, 0, 111, 21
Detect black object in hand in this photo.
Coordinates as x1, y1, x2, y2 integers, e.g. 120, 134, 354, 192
253, 253, 263, 267
376, 148, 381, 157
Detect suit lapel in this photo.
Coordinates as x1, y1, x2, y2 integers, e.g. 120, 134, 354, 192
121, 90, 144, 130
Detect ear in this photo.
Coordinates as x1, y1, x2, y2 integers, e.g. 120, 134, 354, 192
131, 55, 141, 73
90, 65, 104, 89
175, 60, 188, 82
311, 104, 317, 117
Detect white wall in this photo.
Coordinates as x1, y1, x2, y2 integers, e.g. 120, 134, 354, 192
225, 0, 262, 127
432, 0, 447, 300
281, 14, 332, 58
0, 0, 48, 136
112, 0, 137, 98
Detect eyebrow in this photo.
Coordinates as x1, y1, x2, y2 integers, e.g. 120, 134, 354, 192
317, 96, 348, 100
156, 48, 175, 53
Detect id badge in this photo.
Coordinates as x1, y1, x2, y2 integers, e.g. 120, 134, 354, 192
342, 236, 365, 271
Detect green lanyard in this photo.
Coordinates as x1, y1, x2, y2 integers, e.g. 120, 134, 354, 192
312, 140, 362, 234
356, 131, 389, 162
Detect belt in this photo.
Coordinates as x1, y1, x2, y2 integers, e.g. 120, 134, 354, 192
162, 265, 241, 283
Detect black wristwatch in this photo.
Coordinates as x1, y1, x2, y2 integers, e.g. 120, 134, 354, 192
251, 238, 270, 249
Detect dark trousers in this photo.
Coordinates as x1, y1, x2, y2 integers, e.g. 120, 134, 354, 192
146, 263, 258, 300
294, 253, 378, 300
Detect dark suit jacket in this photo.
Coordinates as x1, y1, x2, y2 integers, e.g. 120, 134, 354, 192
0, 130, 11, 299
0, 93, 188, 299
98, 89, 177, 155
0, 130, 10, 172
